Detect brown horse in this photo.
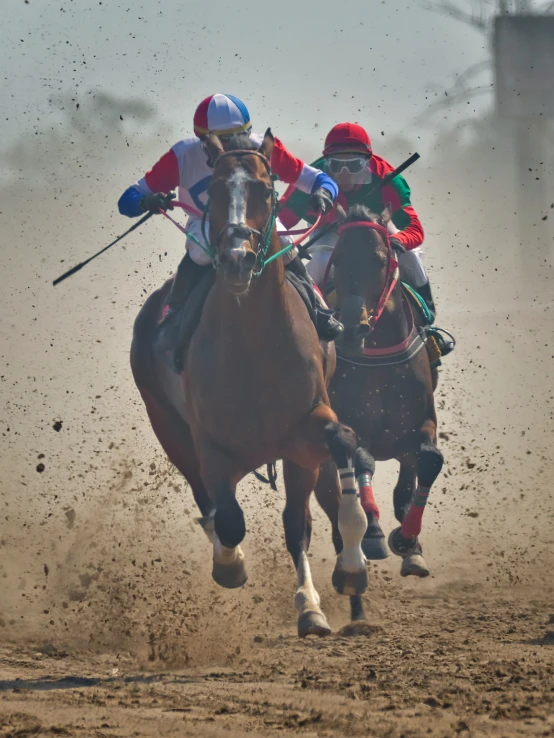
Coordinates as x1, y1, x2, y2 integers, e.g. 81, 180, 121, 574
314, 205, 444, 592
130, 132, 371, 637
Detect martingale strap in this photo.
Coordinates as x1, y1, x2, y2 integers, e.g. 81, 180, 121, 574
337, 328, 426, 368
336, 294, 428, 367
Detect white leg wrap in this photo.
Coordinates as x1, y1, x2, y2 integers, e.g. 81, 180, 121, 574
337, 468, 367, 573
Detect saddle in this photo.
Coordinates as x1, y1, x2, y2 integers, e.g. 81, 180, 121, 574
154, 268, 216, 373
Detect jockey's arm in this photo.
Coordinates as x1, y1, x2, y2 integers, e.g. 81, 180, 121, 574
381, 177, 424, 251
278, 183, 303, 229
118, 148, 180, 218
270, 139, 337, 219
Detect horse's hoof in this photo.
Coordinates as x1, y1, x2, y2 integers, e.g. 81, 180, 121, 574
298, 611, 332, 638
388, 526, 419, 557
362, 535, 389, 560
401, 553, 430, 578
332, 565, 369, 597
212, 559, 248, 589
339, 620, 382, 638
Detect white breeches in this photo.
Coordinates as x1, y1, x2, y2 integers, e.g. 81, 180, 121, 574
185, 216, 297, 266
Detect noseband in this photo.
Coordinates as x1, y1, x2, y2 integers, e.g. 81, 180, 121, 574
326, 220, 399, 332
202, 149, 277, 276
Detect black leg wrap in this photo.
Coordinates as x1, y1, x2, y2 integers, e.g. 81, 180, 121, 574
355, 447, 376, 478
214, 497, 246, 549
417, 443, 444, 488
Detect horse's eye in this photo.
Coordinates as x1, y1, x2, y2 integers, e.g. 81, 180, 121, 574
264, 187, 273, 200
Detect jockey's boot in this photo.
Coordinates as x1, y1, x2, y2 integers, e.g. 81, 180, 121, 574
286, 255, 344, 342
415, 281, 436, 323
156, 253, 212, 370
164, 253, 212, 321
417, 281, 455, 358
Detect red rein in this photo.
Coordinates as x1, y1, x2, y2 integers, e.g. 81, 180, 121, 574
324, 221, 399, 331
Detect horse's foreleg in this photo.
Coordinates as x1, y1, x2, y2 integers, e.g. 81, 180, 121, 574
197, 443, 247, 589
355, 448, 388, 560
402, 423, 443, 539
389, 426, 443, 578
314, 459, 369, 625
324, 424, 368, 598
134, 386, 214, 518
283, 461, 331, 638
314, 459, 343, 555
392, 458, 417, 524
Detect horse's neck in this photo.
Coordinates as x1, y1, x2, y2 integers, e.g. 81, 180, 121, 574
214, 257, 288, 344
365, 285, 409, 349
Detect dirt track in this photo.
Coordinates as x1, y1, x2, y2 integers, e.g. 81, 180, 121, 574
2, 292, 554, 736
1, 580, 553, 738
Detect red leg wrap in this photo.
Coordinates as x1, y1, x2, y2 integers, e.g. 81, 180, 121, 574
359, 485, 380, 519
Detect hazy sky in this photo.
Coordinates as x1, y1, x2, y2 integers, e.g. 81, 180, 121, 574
1, 0, 491, 155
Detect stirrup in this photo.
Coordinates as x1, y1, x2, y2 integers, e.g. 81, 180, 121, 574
427, 327, 456, 357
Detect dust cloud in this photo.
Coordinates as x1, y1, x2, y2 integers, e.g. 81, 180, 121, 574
1, 9, 554, 735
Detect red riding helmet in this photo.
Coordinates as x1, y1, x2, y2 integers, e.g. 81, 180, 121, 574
323, 123, 373, 157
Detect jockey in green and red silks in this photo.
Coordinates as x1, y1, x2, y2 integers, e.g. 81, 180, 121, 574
279, 122, 454, 357
117, 93, 343, 341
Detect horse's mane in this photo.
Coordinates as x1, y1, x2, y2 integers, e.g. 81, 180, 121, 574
343, 205, 379, 224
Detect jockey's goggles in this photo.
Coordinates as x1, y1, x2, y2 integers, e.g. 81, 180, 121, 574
325, 155, 369, 175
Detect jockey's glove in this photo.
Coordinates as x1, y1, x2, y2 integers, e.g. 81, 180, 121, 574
310, 188, 334, 215
389, 237, 406, 254
140, 191, 176, 214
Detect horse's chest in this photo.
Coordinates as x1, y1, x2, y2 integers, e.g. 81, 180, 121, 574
187, 338, 317, 445
330, 365, 426, 440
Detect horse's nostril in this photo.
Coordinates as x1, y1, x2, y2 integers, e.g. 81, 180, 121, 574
242, 251, 257, 270
358, 323, 371, 337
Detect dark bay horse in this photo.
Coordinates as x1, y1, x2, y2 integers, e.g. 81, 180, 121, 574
314, 205, 444, 586
130, 132, 371, 637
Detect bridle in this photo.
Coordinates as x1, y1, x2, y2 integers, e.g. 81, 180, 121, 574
201, 149, 278, 277
323, 220, 399, 332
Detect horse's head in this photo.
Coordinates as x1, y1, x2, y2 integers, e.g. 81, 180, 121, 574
332, 205, 394, 357
204, 129, 276, 295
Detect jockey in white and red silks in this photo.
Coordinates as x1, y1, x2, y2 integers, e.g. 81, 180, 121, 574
118, 93, 343, 341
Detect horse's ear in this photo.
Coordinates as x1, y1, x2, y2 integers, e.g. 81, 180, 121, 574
380, 203, 392, 227
259, 128, 275, 161
204, 132, 224, 163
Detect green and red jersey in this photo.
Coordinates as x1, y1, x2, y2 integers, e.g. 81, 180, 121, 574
279, 154, 424, 251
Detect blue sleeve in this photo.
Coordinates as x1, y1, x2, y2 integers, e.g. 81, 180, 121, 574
311, 172, 338, 201
118, 186, 145, 218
